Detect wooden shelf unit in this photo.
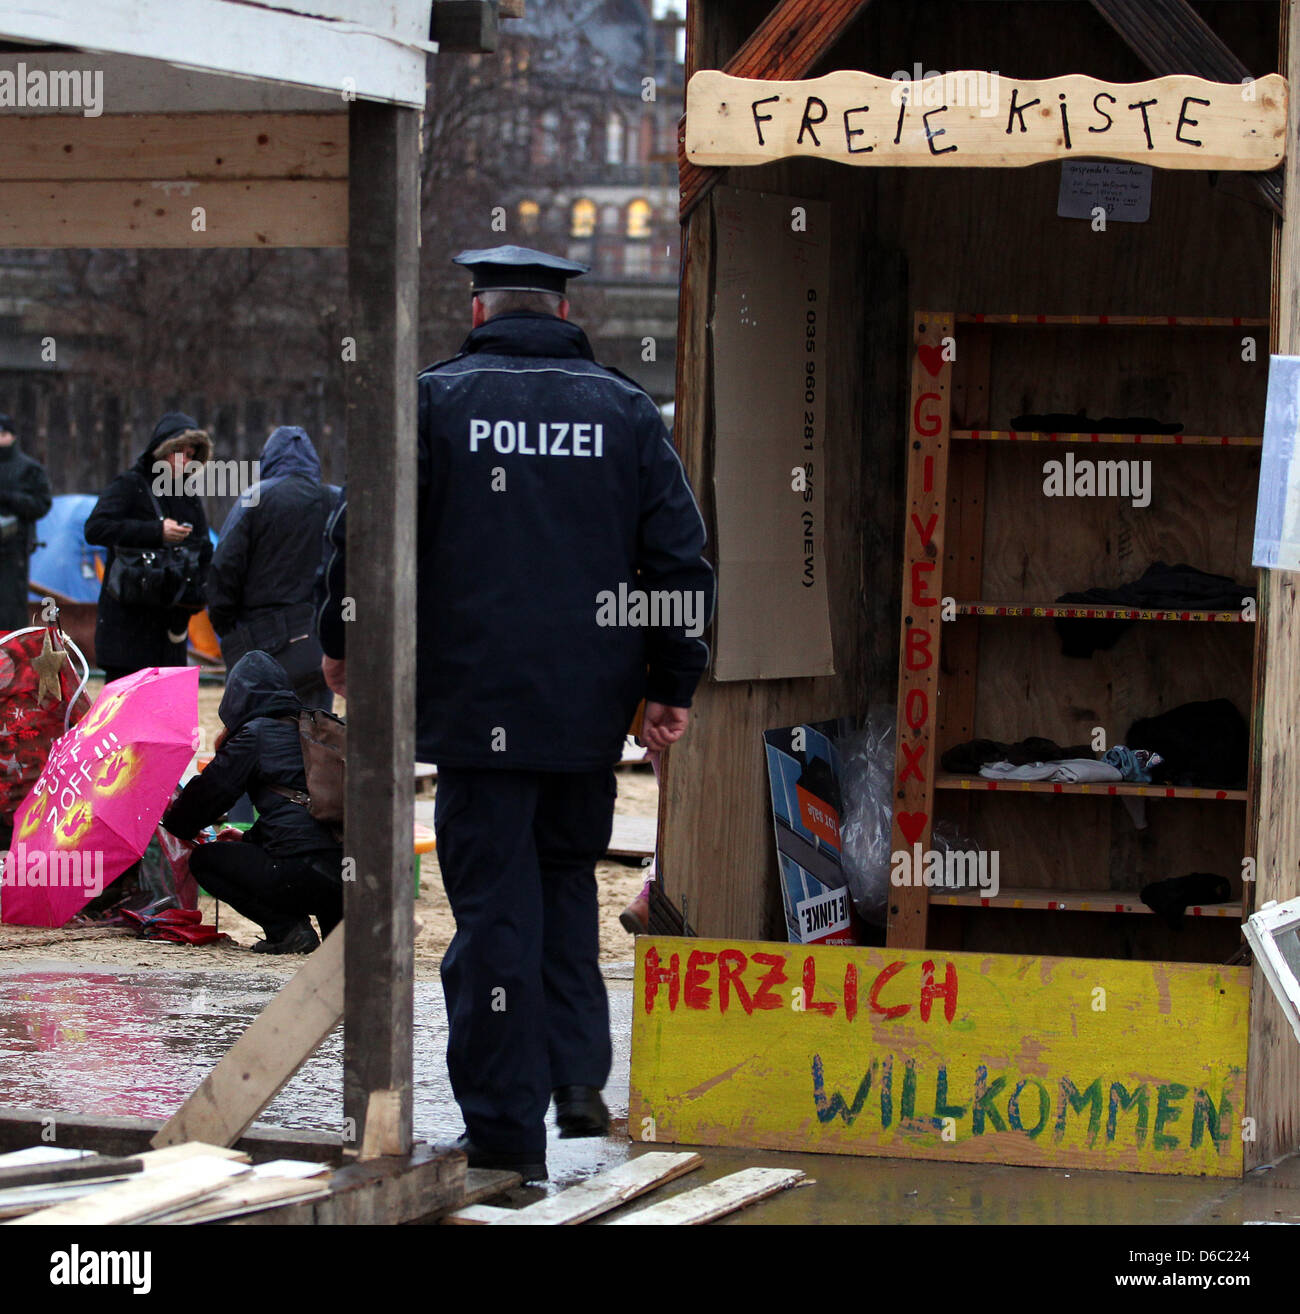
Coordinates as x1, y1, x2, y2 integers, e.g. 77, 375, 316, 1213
888, 311, 1263, 957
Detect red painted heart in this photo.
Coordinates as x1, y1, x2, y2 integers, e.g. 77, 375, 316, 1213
917, 344, 945, 377
897, 811, 928, 845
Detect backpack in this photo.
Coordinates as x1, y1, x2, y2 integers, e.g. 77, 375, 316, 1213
268, 709, 346, 840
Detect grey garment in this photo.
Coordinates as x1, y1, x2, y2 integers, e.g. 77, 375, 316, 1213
979, 758, 1122, 783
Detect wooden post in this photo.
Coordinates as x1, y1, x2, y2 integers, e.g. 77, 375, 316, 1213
1248, 0, 1300, 1171
344, 99, 419, 1158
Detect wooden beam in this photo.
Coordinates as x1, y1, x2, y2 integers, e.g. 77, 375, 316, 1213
0, 113, 347, 180
1088, 0, 1283, 214
678, 0, 873, 220
0, 0, 428, 107
344, 98, 419, 1159
1248, 0, 1300, 1172
0, 53, 343, 114
491, 1151, 703, 1225
228, 1144, 465, 1225
151, 925, 344, 1150
430, 1, 500, 53
0, 179, 347, 247
0, 1109, 342, 1164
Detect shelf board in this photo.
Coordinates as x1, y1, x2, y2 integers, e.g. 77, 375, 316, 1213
953, 601, 1252, 623
951, 429, 1261, 447
934, 772, 1246, 801
953, 313, 1269, 328
932, 886, 1240, 917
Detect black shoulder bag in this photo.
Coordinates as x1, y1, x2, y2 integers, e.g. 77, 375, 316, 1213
104, 475, 207, 612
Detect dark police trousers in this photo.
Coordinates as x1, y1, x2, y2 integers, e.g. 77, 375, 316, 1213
435, 766, 616, 1154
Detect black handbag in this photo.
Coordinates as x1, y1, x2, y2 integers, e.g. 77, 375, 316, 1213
104, 476, 207, 612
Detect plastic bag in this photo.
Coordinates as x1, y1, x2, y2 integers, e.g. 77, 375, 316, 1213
837, 708, 896, 927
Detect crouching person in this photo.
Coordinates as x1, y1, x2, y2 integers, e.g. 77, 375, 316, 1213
162, 650, 342, 954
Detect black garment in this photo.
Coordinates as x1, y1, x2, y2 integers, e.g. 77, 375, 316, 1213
1140, 873, 1232, 930
190, 841, 340, 940
940, 736, 1095, 775
1126, 698, 1249, 788
163, 651, 341, 859
1055, 562, 1255, 658
85, 412, 213, 673
208, 426, 337, 705
1010, 411, 1183, 435
319, 311, 715, 770
435, 766, 616, 1155
0, 441, 52, 632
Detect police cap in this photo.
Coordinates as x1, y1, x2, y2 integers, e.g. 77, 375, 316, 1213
452, 245, 589, 297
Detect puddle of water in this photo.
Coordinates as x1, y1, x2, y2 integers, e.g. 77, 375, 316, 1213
0, 964, 631, 1160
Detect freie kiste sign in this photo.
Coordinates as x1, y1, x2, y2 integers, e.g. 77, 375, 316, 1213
685, 70, 1287, 170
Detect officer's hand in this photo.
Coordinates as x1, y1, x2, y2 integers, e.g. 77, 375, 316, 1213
641, 701, 688, 752
322, 655, 347, 698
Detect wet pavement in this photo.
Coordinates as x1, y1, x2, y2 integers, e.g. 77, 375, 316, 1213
0, 959, 1294, 1224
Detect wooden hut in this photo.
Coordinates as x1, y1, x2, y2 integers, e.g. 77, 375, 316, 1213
635, 0, 1300, 1178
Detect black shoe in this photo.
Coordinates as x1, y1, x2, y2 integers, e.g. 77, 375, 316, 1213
452, 1134, 547, 1183
553, 1085, 610, 1138
252, 920, 320, 955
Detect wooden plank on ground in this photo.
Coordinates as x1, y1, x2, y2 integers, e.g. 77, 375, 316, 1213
492, 1151, 703, 1225
444, 1202, 514, 1225
156, 1175, 329, 1225
0, 113, 347, 180
150, 927, 344, 1150
6, 1157, 249, 1226
608, 815, 656, 859
607, 1167, 804, 1225
0, 180, 346, 248
0, 1154, 141, 1191
138, 1143, 250, 1168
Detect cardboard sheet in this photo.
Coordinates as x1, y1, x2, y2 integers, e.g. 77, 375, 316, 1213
711, 185, 835, 680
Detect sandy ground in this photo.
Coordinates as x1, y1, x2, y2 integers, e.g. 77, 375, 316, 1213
0, 681, 652, 976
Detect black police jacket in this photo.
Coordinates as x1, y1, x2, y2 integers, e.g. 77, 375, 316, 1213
320, 312, 714, 771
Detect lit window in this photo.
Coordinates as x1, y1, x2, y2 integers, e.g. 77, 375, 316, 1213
518, 199, 540, 235
606, 112, 625, 164
571, 198, 597, 238
627, 198, 654, 240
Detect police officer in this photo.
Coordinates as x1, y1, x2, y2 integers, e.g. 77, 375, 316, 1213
319, 245, 714, 1182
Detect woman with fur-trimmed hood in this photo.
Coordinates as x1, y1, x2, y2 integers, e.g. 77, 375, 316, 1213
86, 411, 214, 679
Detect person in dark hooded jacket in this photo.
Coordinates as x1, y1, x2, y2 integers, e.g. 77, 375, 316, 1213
162, 651, 342, 954
85, 412, 214, 680
206, 426, 337, 710
0, 413, 52, 632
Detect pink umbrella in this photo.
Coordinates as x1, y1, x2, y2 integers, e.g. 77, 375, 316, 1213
1, 666, 200, 927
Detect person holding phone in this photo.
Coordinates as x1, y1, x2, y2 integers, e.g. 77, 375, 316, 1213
86, 411, 214, 681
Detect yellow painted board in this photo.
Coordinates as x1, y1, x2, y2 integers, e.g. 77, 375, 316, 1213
630, 938, 1250, 1177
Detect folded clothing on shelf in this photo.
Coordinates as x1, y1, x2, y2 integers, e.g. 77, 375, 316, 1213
941, 736, 1094, 774
1103, 746, 1163, 783
1126, 698, 1248, 789
1053, 561, 1255, 658
979, 758, 1121, 783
